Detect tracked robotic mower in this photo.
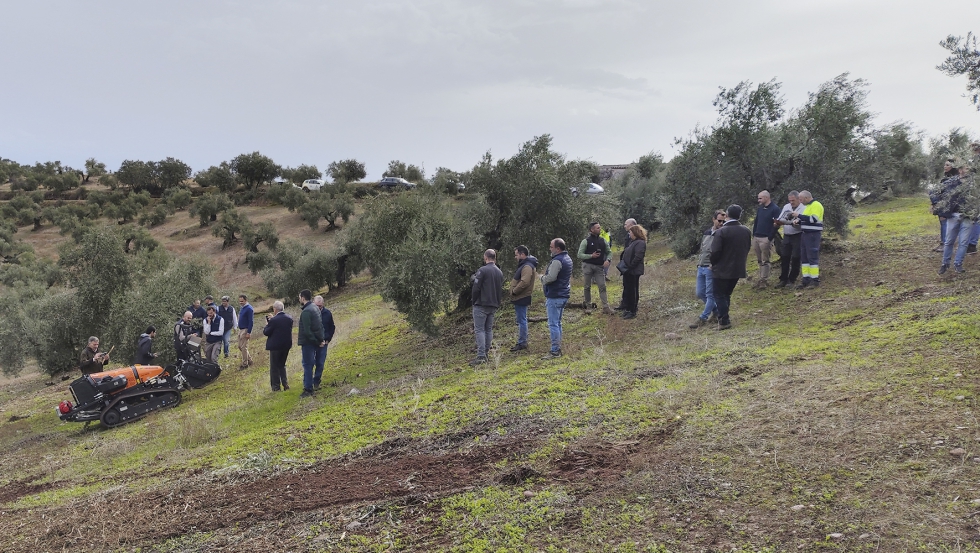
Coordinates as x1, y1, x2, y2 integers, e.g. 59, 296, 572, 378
57, 333, 221, 428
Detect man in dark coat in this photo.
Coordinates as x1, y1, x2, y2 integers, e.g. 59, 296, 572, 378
134, 326, 159, 365
709, 204, 752, 330
313, 295, 337, 390
470, 249, 504, 366
263, 301, 293, 392
297, 289, 324, 397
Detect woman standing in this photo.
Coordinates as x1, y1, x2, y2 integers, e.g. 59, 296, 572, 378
620, 225, 647, 319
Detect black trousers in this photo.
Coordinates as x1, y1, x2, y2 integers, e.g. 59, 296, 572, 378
623, 273, 640, 313
713, 277, 740, 324
779, 233, 802, 283
269, 349, 290, 390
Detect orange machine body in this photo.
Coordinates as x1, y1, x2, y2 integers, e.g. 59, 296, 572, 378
88, 365, 168, 391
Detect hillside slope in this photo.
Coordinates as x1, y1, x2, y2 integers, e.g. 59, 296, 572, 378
1, 197, 979, 552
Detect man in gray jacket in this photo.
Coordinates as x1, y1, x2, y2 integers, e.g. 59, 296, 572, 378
470, 249, 504, 366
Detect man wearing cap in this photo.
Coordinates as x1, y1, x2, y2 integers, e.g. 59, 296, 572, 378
709, 205, 752, 330
577, 222, 613, 314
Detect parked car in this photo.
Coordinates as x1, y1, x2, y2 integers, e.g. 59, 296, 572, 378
570, 183, 604, 197
296, 179, 326, 192
378, 177, 416, 191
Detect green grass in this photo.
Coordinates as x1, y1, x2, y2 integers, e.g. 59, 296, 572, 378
4, 197, 980, 551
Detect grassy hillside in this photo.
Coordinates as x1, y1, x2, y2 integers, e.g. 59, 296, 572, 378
1, 197, 979, 552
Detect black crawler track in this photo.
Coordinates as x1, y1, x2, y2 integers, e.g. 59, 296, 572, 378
99, 384, 182, 428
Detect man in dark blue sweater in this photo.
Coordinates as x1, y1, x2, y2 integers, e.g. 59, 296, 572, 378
237, 294, 254, 370
751, 190, 781, 288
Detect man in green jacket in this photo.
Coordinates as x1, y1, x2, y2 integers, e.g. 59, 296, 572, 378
297, 289, 324, 398
577, 222, 612, 314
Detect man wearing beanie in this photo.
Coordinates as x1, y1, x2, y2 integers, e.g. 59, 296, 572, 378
710, 205, 752, 330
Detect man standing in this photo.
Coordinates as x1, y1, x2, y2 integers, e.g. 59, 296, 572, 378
773, 191, 805, 288
792, 190, 826, 287
509, 245, 538, 352
297, 289, 324, 397
202, 305, 224, 363
577, 222, 613, 314
173, 311, 194, 361
79, 336, 110, 374
470, 249, 504, 366
263, 301, 293, 392
187, 299, 207, 336
540, 238, 573, 359
751, 190, 781, 288
614, 218, 636, 310
313, 295, 337, 390
237, 294, 254, 369
217, 296, 238, 359
134, 326, 159, 365
709, 205, 752, 330
690, 210, 726, 329
936, 161, 971, 275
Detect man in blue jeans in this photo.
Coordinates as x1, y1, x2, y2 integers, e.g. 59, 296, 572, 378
540, 238, 573, 359
509, 245, 538, 352
297, 289, 324, 398
690, 210, 725, 329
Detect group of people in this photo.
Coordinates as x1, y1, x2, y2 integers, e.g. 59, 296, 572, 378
180, 294, 255, 368
468, 220, 650, 364
177, 292, 335, 397
77, 291, 338, 400
931, 156, 979, 274
690, 189, 825, 331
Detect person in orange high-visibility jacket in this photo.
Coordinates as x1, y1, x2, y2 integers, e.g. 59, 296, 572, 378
791, 190, 824, 289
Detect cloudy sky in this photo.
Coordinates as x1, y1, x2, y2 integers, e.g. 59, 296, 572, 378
2, 0, 978, 179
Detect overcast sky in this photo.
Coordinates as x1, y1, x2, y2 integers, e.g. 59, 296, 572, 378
2, 0, 978, 179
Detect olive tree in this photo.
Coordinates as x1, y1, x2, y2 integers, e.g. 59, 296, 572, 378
327, 159, 367, 184
938, 32, 980, 110
230, 151, 280, 191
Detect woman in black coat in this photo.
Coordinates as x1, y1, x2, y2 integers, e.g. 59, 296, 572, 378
620, 225, 647, 319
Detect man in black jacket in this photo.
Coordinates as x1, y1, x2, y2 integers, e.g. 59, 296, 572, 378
263, 301, 293, 392
710, 205, 752, 330
134, 326, 158, 365
470, 249, 503, 366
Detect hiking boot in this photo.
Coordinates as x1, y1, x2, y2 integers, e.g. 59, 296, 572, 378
809, 279, 820, 288
283, 384, 290, 391
602, 306, 615, 315
299, 389, 314, 398
718, 322, 732, 330
939, 264, 949, 275
955, 264, 965, 274
542, 350, 561, 360
796, 280, 810, 289
933, 244, 944, 252
622, 311, 636, 320
689, 318, 707, 329
969, 244, 978, 254
469, 356, 488, 366
313, 383, 322, 391
613, 305, 625, 311
774, 280, 788, 289
509, 343, 527, 352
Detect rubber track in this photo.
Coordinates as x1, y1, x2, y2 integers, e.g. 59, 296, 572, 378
100, 387, 182, 428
